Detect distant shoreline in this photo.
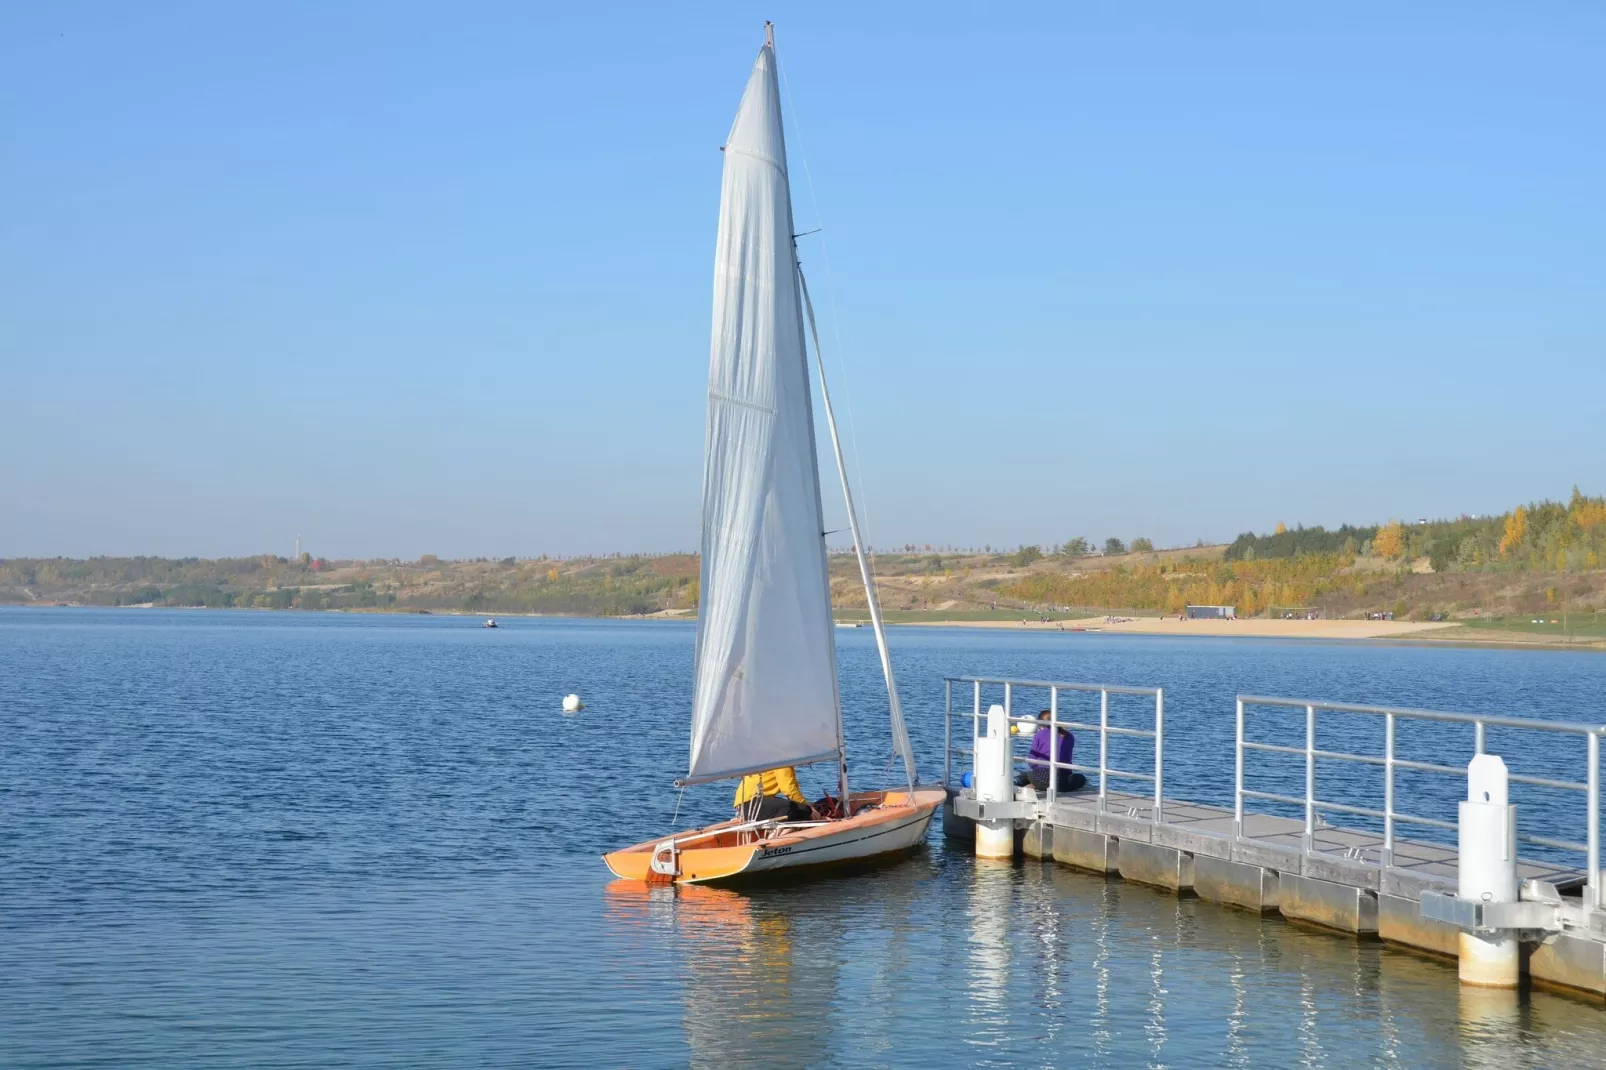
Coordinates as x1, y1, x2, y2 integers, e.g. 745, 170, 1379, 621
10, 602, 1602, 652
916, 615, 1447, 640
903, 615, 1606, 652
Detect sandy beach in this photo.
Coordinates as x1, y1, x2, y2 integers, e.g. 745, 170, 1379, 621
926, 616, 1458, 640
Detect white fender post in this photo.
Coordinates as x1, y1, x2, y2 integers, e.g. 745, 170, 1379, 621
974, 703, 1015, 859
1458, 753, 1519, 987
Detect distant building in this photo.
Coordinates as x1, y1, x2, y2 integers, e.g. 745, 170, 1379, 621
1186, 604, 1236, 620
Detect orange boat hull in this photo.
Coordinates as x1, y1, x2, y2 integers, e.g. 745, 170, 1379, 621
603, 787, 944, 884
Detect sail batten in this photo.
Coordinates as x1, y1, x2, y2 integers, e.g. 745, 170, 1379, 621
687, 42, 842, 783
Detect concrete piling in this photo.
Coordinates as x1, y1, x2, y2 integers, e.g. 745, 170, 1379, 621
1456, 755, 1520, 987
973, 704, 1015, 860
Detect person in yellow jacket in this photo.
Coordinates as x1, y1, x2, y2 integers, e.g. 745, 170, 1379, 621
734, 766, 818, 822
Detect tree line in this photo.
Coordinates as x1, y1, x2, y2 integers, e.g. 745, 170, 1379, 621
1221, 488, 1605, 573
1004, 553, 1352, 618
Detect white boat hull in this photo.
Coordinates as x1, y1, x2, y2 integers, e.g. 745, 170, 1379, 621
738, 801, 937, 876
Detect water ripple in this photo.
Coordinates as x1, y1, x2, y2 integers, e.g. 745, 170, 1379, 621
3, 609, 1605, 1067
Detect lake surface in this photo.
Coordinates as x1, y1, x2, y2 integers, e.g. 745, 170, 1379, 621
4, 608, 1605, 1067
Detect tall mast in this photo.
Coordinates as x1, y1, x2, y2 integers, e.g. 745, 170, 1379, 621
798, 266, 918, 793
682, 23, 844, 790
767, 19, 851, 809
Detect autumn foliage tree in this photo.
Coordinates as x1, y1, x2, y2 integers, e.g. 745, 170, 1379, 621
1373, 521, 1406, 560
1499, 506, 1528, 558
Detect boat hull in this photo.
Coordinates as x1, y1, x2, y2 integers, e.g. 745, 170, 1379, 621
603, 787, 944, 885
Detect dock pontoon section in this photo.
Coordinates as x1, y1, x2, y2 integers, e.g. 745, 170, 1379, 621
943, 676, 1606, 1000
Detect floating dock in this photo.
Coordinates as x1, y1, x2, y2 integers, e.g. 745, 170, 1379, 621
942, 678, 1606, 1001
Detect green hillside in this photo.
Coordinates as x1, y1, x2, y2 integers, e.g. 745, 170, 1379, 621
4, 488, 1602, 622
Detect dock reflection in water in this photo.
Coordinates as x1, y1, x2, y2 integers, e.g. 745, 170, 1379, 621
605, 847, 1606, 1068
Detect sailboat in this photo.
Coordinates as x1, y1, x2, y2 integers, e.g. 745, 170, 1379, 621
603, 25, 944, 885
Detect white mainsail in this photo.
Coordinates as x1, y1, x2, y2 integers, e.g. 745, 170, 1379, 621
684, 39, 842, 785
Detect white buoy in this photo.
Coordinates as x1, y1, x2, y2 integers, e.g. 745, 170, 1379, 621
1458, 753, 1519, 987
562, 693, 584, 714
974, 703, 1015, 859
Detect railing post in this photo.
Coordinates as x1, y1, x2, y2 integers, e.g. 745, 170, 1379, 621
944, 679, 953, 788
1153, 689, 1165, 825
1304, 703, 1316, 854
1048, 686, 1059, 807
1003, 682, 1013, 792
1383, 712, 1395, 872
1098, 688, 1109, 814
1589, 732, 1601, 913
1234, 697, 1244, 844
972, 679, 981, 748
1475, 720, 1486, 756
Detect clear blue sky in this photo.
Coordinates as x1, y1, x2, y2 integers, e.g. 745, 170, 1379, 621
4, 2, 1602, 560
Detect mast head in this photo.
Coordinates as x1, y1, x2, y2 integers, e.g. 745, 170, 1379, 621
764, 21, 774, 49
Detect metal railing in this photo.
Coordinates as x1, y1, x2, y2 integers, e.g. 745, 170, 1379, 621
944, 676, 1165, 820
1236, 695, 1606, 911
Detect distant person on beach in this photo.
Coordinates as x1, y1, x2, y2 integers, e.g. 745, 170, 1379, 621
1014, 709, 1087, 794
734, 766, 817, 822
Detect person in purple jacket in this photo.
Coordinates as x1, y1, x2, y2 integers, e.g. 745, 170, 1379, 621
1014, 709, 1088, 794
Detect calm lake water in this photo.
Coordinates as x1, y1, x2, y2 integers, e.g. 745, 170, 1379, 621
4, 607, 1605, 1067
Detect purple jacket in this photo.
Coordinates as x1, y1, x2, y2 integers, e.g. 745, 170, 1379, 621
1028, 725, 1074, 770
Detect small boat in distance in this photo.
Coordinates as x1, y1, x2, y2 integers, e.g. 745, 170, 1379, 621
484, 618, 498, 628
604, 24, 942, 885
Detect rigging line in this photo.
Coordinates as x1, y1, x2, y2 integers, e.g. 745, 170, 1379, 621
799, 265, 917, 792
775, 47, 882, 579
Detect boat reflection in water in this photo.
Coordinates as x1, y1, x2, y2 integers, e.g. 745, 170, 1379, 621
604, 880, 833, 1068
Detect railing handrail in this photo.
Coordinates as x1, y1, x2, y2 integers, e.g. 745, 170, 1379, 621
946, 681, 1601, 914
944, 675, 1165, 822
1235, 693, 1602, 913
946, 675, 1161, 697
1238, 694, 1606, 737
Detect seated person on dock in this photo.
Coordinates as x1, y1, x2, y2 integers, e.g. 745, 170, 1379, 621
1014, 709, 1088, 794
734, 766, 819, 823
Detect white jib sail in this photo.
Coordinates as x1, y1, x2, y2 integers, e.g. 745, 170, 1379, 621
685, 40, 842, 785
